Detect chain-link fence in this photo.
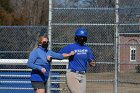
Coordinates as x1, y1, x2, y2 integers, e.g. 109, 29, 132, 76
118, 0, 140, 93
48, 0, 140, 93
0, 26, 48, 93
48, 0, 115, 93
0, 0, 140, 93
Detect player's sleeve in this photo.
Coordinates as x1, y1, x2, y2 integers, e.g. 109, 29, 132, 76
87, 48, 95, 62
27, 50, 43, 71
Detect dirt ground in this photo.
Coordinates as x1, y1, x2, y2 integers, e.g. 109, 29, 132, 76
57, 71, 140, 93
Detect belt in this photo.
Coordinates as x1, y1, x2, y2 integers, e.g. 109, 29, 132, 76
70, 69, 86, 74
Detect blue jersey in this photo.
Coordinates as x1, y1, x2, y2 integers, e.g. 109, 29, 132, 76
27, 46, 63, 82
59, 43, 95, 71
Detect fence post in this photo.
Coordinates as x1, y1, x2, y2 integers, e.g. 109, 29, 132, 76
114, 0, 119, 93
47, 0, 53, 93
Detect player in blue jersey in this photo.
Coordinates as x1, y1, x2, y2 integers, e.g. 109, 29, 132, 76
27, 36, 74, 93
59, 28, 95, 93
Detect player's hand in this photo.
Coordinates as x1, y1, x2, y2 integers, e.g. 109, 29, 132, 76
89, 61, 96, 67
41, 68, 46, 74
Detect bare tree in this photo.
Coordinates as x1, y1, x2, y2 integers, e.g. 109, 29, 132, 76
10, 0, 49, 25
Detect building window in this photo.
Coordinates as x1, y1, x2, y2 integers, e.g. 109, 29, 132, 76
130, 46, 136, 61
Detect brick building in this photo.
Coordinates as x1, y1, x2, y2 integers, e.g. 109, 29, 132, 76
119, 30, 140, 71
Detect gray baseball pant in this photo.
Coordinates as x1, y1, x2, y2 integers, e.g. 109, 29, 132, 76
66, 70, 86, 93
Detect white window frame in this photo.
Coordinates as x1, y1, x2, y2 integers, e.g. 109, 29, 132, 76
130, 46, 136, 62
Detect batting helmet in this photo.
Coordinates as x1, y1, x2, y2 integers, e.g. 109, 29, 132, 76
75, 28, 88, 37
